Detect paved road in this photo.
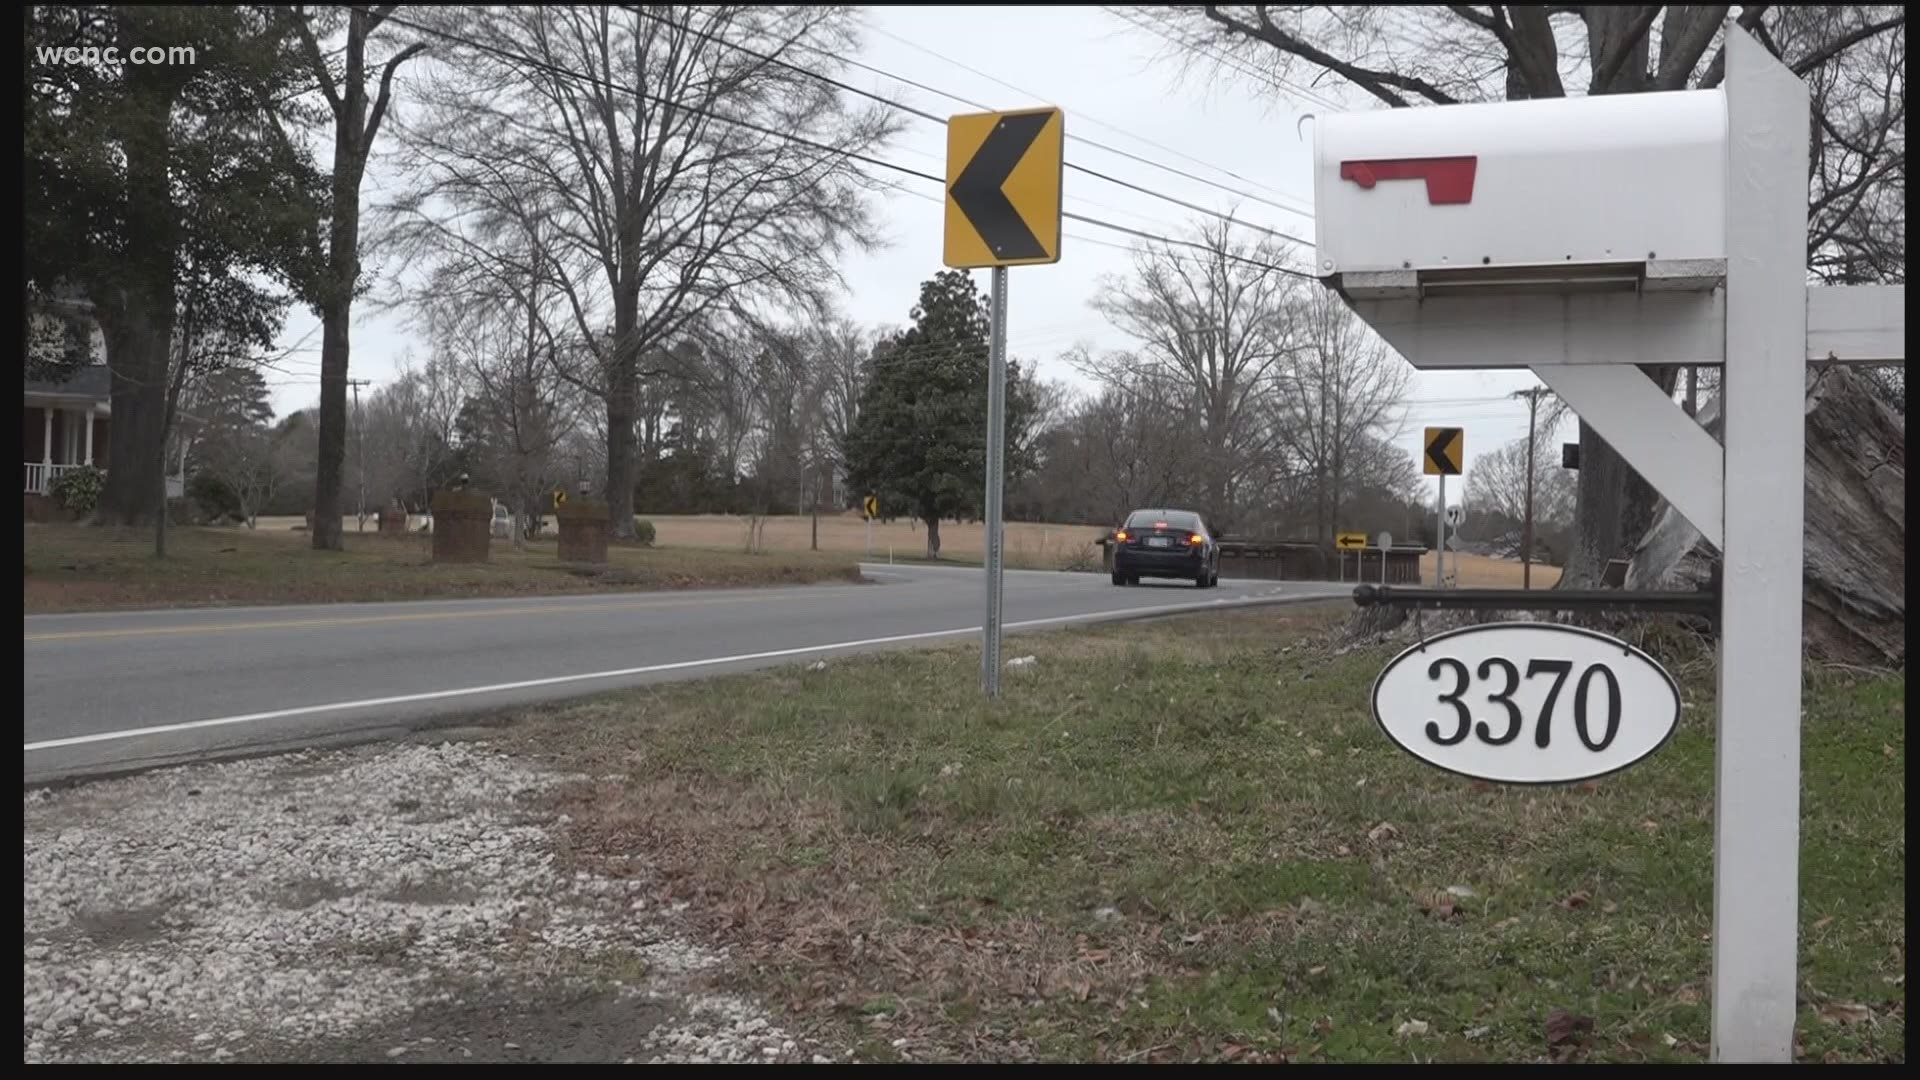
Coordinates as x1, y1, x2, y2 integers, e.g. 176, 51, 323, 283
23, 564, 1350, 782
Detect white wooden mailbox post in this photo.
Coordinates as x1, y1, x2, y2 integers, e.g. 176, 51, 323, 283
1312, 25, 1903, 1063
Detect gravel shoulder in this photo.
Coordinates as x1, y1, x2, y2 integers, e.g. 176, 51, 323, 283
23, 742, 823, 1064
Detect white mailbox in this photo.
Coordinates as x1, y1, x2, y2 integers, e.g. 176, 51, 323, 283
1313, 90, 1727, 298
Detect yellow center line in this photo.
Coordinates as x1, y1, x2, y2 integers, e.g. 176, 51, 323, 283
23, 591, 784, 642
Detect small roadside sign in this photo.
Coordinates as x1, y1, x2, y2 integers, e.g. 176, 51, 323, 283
1336, 531, 1366, 550
552, 488, 568, 508
1376, 531, 1393, 550
863, 494, 880, 520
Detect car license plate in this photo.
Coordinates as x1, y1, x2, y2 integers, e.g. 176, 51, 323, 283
1147, 537, 1171, 548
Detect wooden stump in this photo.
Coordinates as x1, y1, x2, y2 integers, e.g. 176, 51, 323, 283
430, 490, 492, 564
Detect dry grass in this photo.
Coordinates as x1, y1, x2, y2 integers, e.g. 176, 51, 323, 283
503, 607, 1904, 1063
1416, 551, 1564, 588
22, 523, 863, 613
644, 513, 1110, 567
253, 512, 1113, 571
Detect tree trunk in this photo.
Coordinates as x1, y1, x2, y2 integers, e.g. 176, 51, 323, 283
312, 303, 353, 551
606, 369, 638, 539
95, 51, 176, 528
1626, 365, 1904, 666
924, 515, 942, 560
1558, 365, 1681, 586
97, 315, 169, 526
311, 46, 367, 554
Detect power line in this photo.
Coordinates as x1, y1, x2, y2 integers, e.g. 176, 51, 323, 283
616, 5, 1316, 247
371, 8, 1316, 282
877, 177, 1314, 279
854, 18, 1315, 219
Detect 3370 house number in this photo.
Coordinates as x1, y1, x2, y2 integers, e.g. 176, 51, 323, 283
1422, 657, 1621, 752
1369, 623, 1680, 785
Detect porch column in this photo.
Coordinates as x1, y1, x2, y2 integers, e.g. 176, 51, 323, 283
83, 408, 94, 465
42, 408, 52, 465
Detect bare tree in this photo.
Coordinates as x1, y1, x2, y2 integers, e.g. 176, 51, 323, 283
1082, 217, 1303, 530
288, 4, 428, 552
1467, 435, 1574, 535
1272, 287, 1409, 544
1062, 366, 1196, 523
810, 316, 871, 509
390, 5, 900, 539
1127, 4, 1906, 584
424, 263, 583, 548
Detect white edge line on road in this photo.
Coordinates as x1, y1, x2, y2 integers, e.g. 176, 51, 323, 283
24, 593, 1336, 753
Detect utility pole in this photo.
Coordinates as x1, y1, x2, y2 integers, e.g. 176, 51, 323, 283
1511, 387, 1553, 589
348, 378, 371, 532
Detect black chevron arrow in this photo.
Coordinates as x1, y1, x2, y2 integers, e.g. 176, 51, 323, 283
1425, 428, 1462, 474
950, 111, 1052, 261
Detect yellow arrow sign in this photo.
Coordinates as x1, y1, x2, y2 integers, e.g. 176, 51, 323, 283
1423, 426, 1465, 476
1336, 531, 1367, 550
944, 108, 1065, 269
552, 488, 568, 508
863, 494, 880, 520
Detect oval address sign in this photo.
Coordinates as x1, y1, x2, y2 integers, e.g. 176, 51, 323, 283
1370, 622, 1681, 785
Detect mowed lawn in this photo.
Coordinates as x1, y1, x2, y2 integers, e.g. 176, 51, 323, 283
22, 524, 863, 613
511, 605, 1903, 1063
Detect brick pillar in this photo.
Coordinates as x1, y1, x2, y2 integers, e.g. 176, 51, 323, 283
556, 499, 611, 565
430, 490, 493, 564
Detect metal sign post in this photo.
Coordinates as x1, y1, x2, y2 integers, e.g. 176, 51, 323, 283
981, 267, 1009, 696
943, 106, 1065, 699
1436, 474, 1447, 587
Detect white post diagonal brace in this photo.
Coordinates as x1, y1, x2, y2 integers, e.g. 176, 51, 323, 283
1530, 365, 1724, 550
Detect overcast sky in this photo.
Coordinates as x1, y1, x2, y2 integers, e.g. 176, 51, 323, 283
267, 5, 1572, 508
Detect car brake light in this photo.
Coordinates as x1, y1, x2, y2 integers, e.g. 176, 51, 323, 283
1189, 534, 1204, 545
1114, 530, 1128, 541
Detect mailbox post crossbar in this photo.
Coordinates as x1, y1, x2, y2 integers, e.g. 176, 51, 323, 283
1352, 583, 1718, 619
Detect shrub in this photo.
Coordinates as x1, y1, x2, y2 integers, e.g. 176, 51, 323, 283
49, 464, 105, 515
631, 517, 657, 547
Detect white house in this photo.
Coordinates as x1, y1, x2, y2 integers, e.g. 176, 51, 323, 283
23, 364, 110, 497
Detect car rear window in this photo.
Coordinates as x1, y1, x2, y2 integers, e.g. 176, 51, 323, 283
1126, 510, 1200, 531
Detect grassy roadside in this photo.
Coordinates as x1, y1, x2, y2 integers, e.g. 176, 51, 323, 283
506, 605, 1904, 1063
23, 524, 864, 613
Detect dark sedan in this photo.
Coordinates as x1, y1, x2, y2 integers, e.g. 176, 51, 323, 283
1110, 509, 1221, 588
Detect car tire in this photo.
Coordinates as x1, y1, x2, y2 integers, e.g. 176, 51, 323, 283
1111, 570, 1126, 586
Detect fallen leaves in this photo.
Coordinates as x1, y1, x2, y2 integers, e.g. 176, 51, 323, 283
1415, 888, 1457, 920
1558, 890, 1593, 911
1395, 1018, 1431, 1038
1366, 821, 1399, 846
